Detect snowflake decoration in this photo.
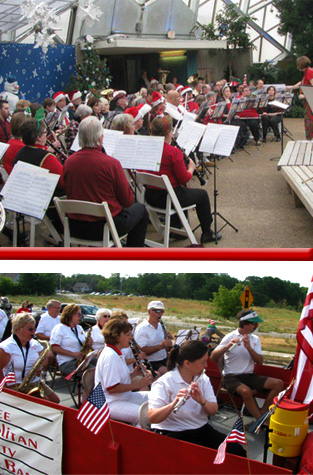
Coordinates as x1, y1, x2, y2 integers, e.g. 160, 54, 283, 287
78, 1, 103, 28
20, 0, 60, 55
32, 69, 38, 78
56, 63, 62, 72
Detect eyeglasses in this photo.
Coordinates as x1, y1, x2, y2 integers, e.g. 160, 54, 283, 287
102, 315, 110, 318
249, 322, 258, 326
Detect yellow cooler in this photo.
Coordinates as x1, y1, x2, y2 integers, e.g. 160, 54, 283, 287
269, 397, 309, 458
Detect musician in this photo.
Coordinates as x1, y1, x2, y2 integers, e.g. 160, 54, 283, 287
134, 301, 173, 376
94, 317, 152, 426
0, 308, 9, 342
91, 308, 112, 351
0, 312, 59, 403
236, 85, 261, 146
149, 91, 165, 122
0, 100, 10, 143
50, 303, 96, 376
100, 97, 110, 123
111, 113, 135, 134
63, 116, 149, 247
148, 340, 245, 457
106, 90, 128, 128
210, 309, 284, 421
164, 90, 183, 123
124, 105, 151, 135
285, 55, 313, 140
142, 115, 220, 244
180, 87, 199, 113
192, 77, 205, 97
252, 79, 265, 96
2, 112, 26, 175
261, 86, 282, 142
219, 85, 248, 149
43, 97, 55, 115
52, 91, 70, 127
67, 90, 82, 121
87, 96, 103, 123
196, 92, 218, 125
64, 104, 92, 151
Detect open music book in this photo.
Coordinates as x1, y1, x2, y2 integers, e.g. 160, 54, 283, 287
177, 121, 206, 156
112, 135, 164, 171
199, 123, 240, 157
0, 161, 59, 220
70, 128, 123, 155
0, 142, 9, 161
175, 328, 201, 346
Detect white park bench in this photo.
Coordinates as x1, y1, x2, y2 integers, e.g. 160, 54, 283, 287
277, 141, 313, 217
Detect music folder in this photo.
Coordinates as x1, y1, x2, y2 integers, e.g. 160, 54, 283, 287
301, 85, 313, 111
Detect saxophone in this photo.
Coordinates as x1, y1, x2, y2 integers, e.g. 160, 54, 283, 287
18, 344, 50, 397
76, 325, 92, 368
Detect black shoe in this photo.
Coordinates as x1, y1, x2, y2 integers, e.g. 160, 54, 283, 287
255, 141, 261, 146
169, 232, 186, 241
275, 136, 281, 142
201, 231, 222, 244
262, 137, 267, 143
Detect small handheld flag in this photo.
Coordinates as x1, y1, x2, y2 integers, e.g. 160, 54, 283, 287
77, 382, 110, 435
213, 416, 246, 464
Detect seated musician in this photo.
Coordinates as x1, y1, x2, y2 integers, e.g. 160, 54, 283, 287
236, 85, 261, 146
64, 104, 92, 152
94, 317, 152, 426
2, 112, 27, 175
134, 301, 173, 376
63, 116, 149, 247
210, 309, 284, 421
196, 92, 219, 125
147, 340, 245, 457
50, 303, 96, 376
87, 96, 103, 124
91, 308, 112, 351
0, 312, 59, 403
180, 86, 199, 113
219, 85, 247, 149
111, 113, 135, 134
141, 115, 220, 244
261, 86, 282, 142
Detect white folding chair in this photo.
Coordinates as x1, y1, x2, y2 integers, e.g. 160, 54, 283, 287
53, 197, 126, 247
134, 172, 198, 247
12, 213, 62, 247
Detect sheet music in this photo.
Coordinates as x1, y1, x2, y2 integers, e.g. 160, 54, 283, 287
268, 100, 289, 110
177, 121, 206, 156
214, 125, 240, 156
0, 142, 9, 160
112, 135, 164, 171
1, 162, 59, 220
199, 123, 223, 154
70, 133, 80, 152
175, 328, 201, 346
102, 129, 124, 156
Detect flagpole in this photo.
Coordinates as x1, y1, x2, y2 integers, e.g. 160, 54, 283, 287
241, 412, 251, 475
108, 420, 115, 446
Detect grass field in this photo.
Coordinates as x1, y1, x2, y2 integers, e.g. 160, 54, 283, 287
9, 293, 300, 364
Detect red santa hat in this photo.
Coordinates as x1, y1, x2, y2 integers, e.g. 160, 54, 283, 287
151, 91, 164, 107
125, 106, 143, 122
180, 86, 193, 96
53, 91, 67, 104
67, 90, 82, 102
113, 90, 127, 100
175, 84, 184, 93
137, 103, 151, 117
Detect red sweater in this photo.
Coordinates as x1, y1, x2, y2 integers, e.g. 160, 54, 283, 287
2, 138, 24, 175
63, 147, 134, 221
145, 142, 192, 188
0, 118, 10, 143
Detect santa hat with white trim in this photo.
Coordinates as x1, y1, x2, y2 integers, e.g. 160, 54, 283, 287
125, 106, 143, 123
151, 91, 164, 107
52, 91, 67, 104
137, 103, 151, 117
180, 86, 193, 96
67, 90, 82, 102
175, 84, 184, 93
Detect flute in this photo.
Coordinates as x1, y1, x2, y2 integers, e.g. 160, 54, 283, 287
173, 370, 205, 414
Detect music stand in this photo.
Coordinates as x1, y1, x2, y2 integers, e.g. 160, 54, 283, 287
267, 99, 293, 160
175, 327, 201, 346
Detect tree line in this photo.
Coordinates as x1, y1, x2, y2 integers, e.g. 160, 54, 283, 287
0, 273, 307, 311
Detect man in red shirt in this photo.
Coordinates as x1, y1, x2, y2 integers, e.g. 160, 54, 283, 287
64, 116, 149, 247
0, 100, 11, 143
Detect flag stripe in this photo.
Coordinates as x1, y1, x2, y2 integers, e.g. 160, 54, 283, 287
88, 405, 109, 431
213, 416, 246, 465
77, 382, 110, 435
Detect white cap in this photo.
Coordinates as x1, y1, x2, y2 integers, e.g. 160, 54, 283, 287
148, 300, 164, 310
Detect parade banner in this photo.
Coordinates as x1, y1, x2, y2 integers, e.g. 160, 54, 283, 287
0, 391, 63, 475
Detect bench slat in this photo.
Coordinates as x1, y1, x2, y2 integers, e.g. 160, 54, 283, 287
282, 166, 313, 217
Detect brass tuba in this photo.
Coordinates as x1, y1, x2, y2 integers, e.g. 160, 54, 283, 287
18, 344, 50, 398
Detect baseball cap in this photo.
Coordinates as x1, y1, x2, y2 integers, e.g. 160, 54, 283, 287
148, 300, 164, 310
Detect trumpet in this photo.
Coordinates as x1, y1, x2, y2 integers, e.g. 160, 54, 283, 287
173, 370, 205, 413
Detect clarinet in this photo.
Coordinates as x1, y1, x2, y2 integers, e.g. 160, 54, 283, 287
159, 318, 169, 339
173, 370, 206, 414
171, 137, 206, 186
129, 340, 147, 376
131, 338, 158, 378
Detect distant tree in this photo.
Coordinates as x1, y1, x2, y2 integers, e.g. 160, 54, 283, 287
18, 274, 57, 295
273, 0, 313, 60
211, 283, 244, 320
0, 276, 17, 295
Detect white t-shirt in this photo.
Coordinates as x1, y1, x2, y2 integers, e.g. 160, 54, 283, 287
50, 323, 86, 366
95, 345, 131, 404
0, 335, 43, 384
134, 319, 166, 362
122, 346, 135, 372
35, 311, 60, 338
149, 367, 216, 432
91, 324, 105, 351
0, 309, 8, 341
216, 329, 263, 375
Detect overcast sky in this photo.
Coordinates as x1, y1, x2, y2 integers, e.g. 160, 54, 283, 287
3, 261, 312, 289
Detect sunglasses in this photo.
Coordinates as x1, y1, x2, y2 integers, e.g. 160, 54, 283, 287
152, 309, 164, 314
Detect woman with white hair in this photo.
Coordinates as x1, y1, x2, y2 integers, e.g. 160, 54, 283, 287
63, 116, 149, 246
91, 308, 112, 351
111, 113, 135, 134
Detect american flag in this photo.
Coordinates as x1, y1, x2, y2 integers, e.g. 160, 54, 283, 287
290, 277, 313, 404
213, 416, 246, 464
77, 382, 110, 435
0, 362, 16, 394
